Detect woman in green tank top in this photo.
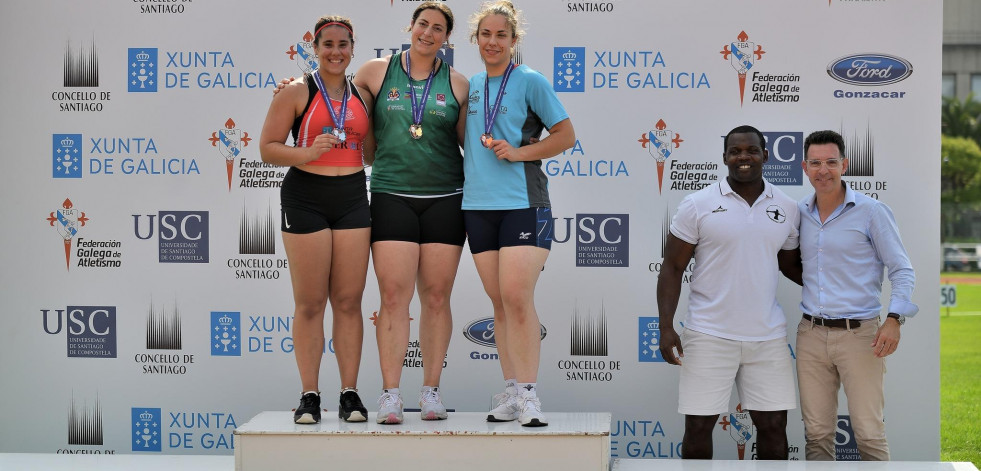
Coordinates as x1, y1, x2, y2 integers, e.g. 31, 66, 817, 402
352, 1, 471, 425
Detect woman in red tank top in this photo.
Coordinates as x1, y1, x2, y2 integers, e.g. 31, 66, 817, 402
259, 15, 375, 425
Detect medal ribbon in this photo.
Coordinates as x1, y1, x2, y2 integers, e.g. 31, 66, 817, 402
484, 63, 515, 138
312, 70, 349, 138
405, 51, 437, 127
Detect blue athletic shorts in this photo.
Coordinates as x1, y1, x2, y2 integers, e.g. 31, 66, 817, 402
464, 207, 553, 254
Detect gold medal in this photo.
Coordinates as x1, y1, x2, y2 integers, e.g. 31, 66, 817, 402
409, 124, 423, 140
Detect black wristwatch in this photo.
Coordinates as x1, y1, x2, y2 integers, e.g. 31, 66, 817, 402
886, 313, 905, 325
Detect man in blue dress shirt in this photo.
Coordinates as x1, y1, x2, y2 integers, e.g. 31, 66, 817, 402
796, 130, 918, 461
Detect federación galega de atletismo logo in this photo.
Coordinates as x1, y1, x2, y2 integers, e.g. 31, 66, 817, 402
46, 198, 89, 270
718, 404, 755, 460
638, 119, 684, 194
720, 31, 765, 106
208, 118, 252, 191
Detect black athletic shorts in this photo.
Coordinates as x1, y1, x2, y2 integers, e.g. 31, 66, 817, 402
369, 192, 465, 246
280, 167, 370, 233
463, 207, 553, 254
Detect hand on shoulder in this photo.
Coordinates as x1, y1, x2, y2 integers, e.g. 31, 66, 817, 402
271, 75, 303, 100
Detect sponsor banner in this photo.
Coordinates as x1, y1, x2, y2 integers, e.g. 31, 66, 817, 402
762, 131, 804, 186
638, 317, 665, 363
547, 139, 629, 179
638, 119, 721, 193
719, 405, 756, 460
554, 46, 710, 93
132, 408, 162, 452
463, 317, 547, 361
132, 0, 192, 14
719, 31, 802, 106
58, 394, 115, 454
207, 118, 283, 192
0, 0, 940, 460
244, 313, 334, 356
210, 312, 241, 356
133, 300, 196, 375
578, 214, 628, 267
719, 404, 802, 460
53, 133, 202, 178
827, 53, 912, 99
133, 407, 237, 452
835, 415, 862, 461
552, 214, 629, 267
55, 38, 111, 112
837, 122, 890, 200
611, 418, 682, 459
128, 48, 278, 92
52, 135, 83, 178
404, 339, 447, 369
561, 1, 618, 13
41, 306, 118, 358
558, 302, 621, 381
44, 198, 125, 270
133, 211, 209, 263
226, 201, 287, 281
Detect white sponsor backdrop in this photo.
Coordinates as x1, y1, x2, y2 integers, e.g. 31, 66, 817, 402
0, 0, 940, 461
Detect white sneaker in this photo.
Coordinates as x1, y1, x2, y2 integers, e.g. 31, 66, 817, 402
419, 387, 448, 420
518, 392, 548, 427
376, 392, 404, 424
486, 386, 521, 422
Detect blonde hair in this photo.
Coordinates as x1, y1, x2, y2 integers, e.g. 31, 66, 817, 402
468, 0, 525, 44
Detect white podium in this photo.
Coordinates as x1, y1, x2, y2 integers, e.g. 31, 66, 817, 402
234, 411, 611, 471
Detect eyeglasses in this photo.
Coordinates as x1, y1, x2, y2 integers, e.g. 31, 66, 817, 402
804, 158, 844, 170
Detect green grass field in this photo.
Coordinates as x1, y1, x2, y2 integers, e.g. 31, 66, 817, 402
940, 274, 981, 466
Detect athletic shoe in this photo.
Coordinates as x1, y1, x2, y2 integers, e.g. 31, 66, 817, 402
486, 386, 521, 422
293, 392, 321, 424
419, 387, 448, 420
518, 393, 548, 427
338, 390, 367, 422
376, 391, 404, 424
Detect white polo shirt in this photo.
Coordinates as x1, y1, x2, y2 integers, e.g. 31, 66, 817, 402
669, 178, 799, 341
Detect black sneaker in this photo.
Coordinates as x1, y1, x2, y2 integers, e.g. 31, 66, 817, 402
339, 390, 368, 422
293, 392, 321, 424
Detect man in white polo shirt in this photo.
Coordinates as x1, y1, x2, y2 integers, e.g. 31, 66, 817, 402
657, 125, 802, 459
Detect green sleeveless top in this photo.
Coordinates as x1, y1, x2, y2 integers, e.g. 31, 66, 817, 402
371, 51, 463, 195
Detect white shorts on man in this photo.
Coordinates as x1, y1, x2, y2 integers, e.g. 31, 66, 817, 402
678, 329, 796, 414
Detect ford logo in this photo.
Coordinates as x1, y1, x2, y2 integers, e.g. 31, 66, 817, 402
462, 317, 548, 348
826, 54, 912, 86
